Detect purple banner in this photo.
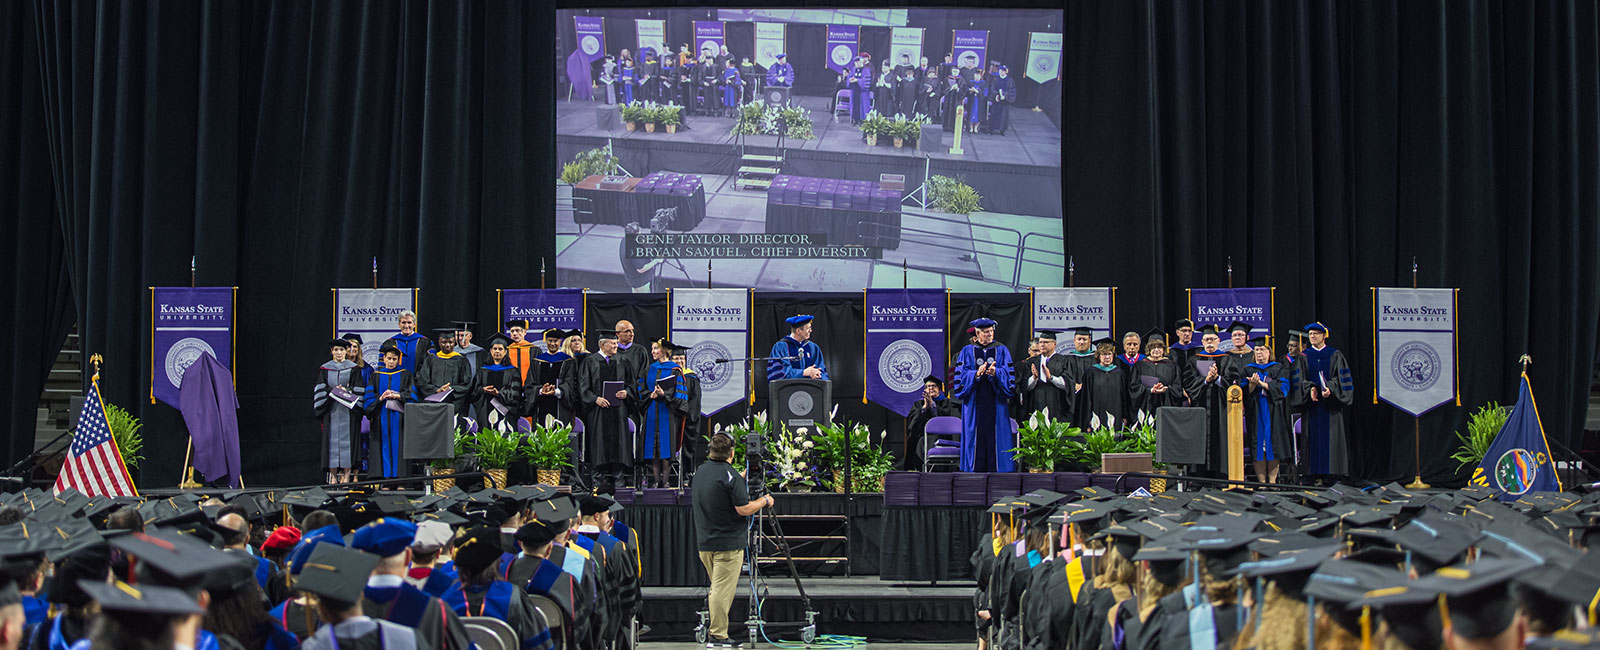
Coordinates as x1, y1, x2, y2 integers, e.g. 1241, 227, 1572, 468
574, 16, 606, 62
500, 289, 584, 334
152, 287, 234, 409
694, 20, 725, 60
825, 25, 859, 73
951, 30, 989, 70
1189, 288, 1274, 337
865, 289, 946, 415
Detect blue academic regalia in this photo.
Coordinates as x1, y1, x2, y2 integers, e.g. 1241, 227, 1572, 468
383, 332, 432, 375
766, 62, 794, 87
253, 554, 275, 590
849, 64, 873, 120
21, 594, 44, 628
722, 67, 743, 108
1245, 362, 1291, 461
767, 336, 829, 381
363, 368, 417, 477
639, 361, 688, 459
621, 64, 636, 104
954, 342, 1016, 472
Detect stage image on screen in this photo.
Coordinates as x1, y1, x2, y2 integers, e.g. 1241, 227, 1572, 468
555, 7, 1063, 292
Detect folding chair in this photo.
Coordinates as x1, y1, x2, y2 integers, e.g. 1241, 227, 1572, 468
923, 416, 963, 472
833, 90, 852, 121
528, 594, 569, 650
461, 617, 516, 650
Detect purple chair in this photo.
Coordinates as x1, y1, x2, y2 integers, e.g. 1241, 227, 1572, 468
923, 416, 964, 472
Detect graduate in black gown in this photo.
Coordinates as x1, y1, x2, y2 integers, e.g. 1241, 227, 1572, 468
294, 545, 429, 650
1132, 329, 1185, 418
637, 50, 659, 103
576, 329, 637, 493
1181, 325, 1231, 475
940, 69, 966, 130
556, 331, 588, 426
450, 526, 555, 650
417, 327, 475, 418
1074, 339, 1136, 431
1166, 319, 1203, 401
1060, 326, 1097, 395
1020, 329, 1073, 422
905, 375, 962, 470
1242, 335, 1293, 483
985, 64, 1016, 135
504, 519, 584, 650
895, 67, 919, 116
527, 328, 571, 425
919, 69, 943, 122
473, 334, 523, 434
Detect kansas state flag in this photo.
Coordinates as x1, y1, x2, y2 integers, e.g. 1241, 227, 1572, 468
1469, 373, 1561, 500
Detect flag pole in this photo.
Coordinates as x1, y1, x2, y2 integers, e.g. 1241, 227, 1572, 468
371, 257, 378, 289
1067, 255, 1075, 288
190, 256, 196, 288
541, 258, 547, 290
1227, 257, 1233, 289
1407, 257, 1429, 489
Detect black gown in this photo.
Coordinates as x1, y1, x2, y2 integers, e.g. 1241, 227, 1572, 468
673, 369, 703, 468
472, 362, 523, 433
1132, 357, 1185, 417
526, 353, 570, 426
575, 352, 637, 474
416, 351, 474, 417
895, 76, 918, 116
905, 394, 961, 469
940, 80, 966, 130
300, 619, 431, 650
1073, 364, 1136, 431
1182, 350, 1232, 474
1020, 354, 1073, 422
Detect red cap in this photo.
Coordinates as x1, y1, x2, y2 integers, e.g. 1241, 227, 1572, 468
858, 51, 870, 59
262, 526, 303, 552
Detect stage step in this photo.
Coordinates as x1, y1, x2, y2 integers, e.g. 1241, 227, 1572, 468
757, 557, 846, 563
737, 178, 771, 190
737, 165, 782, 176
742, 154, 784, 164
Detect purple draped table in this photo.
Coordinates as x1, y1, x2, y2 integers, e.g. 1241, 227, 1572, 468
765, 174, 903, 249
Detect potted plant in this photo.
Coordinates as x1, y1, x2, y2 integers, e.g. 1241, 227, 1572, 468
813, 420, 890, 492
643, 102, 660, 133
428, 427, 473, 492
1451, 402, 1509, 472
661, 104, 683, 134
1009, 409, 1080, 472
525, 415, 575, 485
859, 111, 888, 146
470, 427, 523, 489
621, 101, 641, 131
705, 411, 767, 466
766, 426, 818, 492
104, 402, 144, 473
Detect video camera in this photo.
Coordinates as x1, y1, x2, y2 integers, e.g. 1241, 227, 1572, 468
744, 430, 767, 498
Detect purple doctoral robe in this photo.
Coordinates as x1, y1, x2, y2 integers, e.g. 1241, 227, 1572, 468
179, 352, 242, 487
954, 342, 1016, 472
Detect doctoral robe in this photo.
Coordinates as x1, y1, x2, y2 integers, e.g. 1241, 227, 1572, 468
905, 394, 961, 468
620, 63, 636, 104
1132, 357, 1185, 417
1167, 341, 1204, 402
766, 62, 794, 87
1300, 345, 1353, 476
417, 351, 474, 417
549, 545, 606, 650
527, 352, 571, 425
519, 556, 583, 650
1243, 361, 1293, 462
1182, 350, 1231, 474
576, 353, 636, 470
721, 67, 743, 108
940, 81, 966, 130
637, 361, 687, 460
383, 332, 433, 375
473, 362, 524, 433
613, 342, 651, 383
848, 63, 873, 121
314, 359, 364, 469
455, 581, 555, 650
299, 618, 428, 650
364, 369, 418, 478
575, 528, 641, 641
674, 369, 703, 465
767, 336, 829, 381
895, 76, 918, 116
954, 342, 1016, 472
1075, 364, 1136, 431
1020, 354, 1073, 422
361, 581, 472, 650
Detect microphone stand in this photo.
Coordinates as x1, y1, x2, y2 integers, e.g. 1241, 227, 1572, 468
712, 354, 801, 433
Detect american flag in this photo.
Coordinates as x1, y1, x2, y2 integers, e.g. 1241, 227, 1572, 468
53, 379, 138, 497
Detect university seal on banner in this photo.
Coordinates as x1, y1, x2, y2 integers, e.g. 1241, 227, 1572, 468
787, 391, 814, 418
361, 341, 383, 367
1494, 448, 1540, 496
581, 35, 601, 56
164, 337, 217, 388
1390, 340, 1441, 391
689, 341, 733, 391
1032, 55, 1051, 74
830, 45, 853, 67
879, 339, 932, 393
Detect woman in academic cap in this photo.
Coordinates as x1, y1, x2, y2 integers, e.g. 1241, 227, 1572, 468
1242, 335, 1293, 484
315, 337, 365, 485
473, 333, 524, 434
363, 343, 419, 479
1133, 329, 1185, 417
638, 339, 689, 489
1073, 338, 1136, 431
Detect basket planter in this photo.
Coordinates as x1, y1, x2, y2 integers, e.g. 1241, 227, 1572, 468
625, 122, 636, 132
831, 470, 885, 493
536, 469, 562, 486
893, 137, 905, 149
1027, 467, 1050, 474
431, 477, 455, 493
865, 133, 878, 147
787, 484, 813, 493
645, 123, 657, 133
483, 469, 508, 489
666, 124, 678, 134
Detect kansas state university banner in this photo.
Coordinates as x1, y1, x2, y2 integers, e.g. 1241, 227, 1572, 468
333, 288, 417, 366
1031, 287, 1115, 341
865, 289, 946, 415
150, 287, 235, 408
498, 289, 585, 335
670, 289, 751, 416
1374, 288, 1459, 416
1188, 288, 1274, 336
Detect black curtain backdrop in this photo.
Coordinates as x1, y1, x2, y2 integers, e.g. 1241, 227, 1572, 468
4, 0, 1598, 490
1066, 0, 1600, 485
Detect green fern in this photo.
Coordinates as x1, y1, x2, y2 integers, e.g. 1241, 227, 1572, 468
104, 403, 144, 471
1451, 402, 1509, 471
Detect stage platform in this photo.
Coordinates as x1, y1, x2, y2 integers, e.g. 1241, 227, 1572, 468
640, 576, 977, 643
556, 94, 1060, 169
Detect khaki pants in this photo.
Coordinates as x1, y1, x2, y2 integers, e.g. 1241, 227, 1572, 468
698, 549, 745, 639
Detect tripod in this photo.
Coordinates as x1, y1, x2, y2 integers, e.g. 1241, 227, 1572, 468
740, 475, 818, 647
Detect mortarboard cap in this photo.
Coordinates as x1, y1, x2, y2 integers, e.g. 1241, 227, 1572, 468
1303, 322, 1329, 334
350, 518, 417, 558
370, 494, 415, 517
293, 544, 379, 604
1247, 334, 1268, 346
1174, 319, 1194, 330
504, 319, 530, 330
328, 338, 351, 348
1091, 337, 1116, 348
1226, 321, 1252, 334
341, 333, 364, 344
514, 520, 561, 547
1070, 327, 1094, 338
110, 531, 241, 592
542, 328, 565, 340
1197, 323, 1221, 337
1144, 327, 1167, 345
485, 333, 512, 348
579, 496, 613, 518
776, 53, 786, 59
452, 525, 507, 574
413, 510, 470, 527
378, 343, 401, 356
595, 329, 619, 340
411, 520, 453, 552
1306, 559, 1410, 636
80, 580, 202, 616
1034, 328, 1059, 341
433, 327, 458, 336
922, 375, 944, 388
1429, 558, 1535, 640
532, 495, 580, 524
